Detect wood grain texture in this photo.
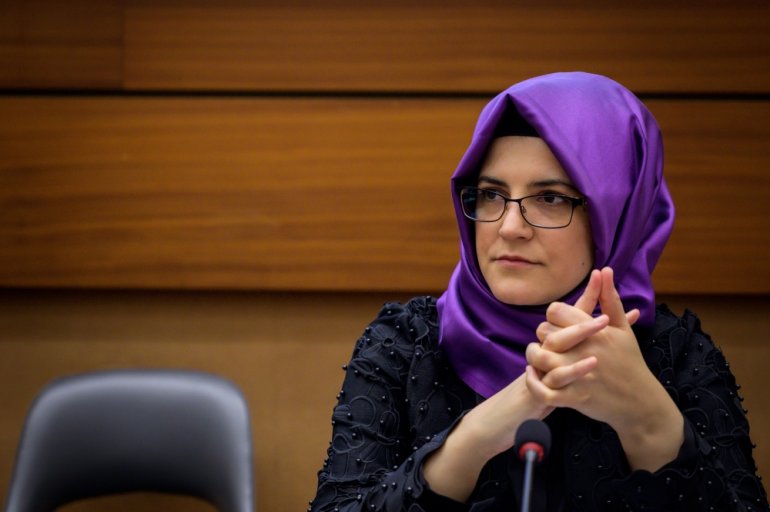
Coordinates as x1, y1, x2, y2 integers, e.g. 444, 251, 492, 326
0, 96, 470, 291
653, 101, 770, 294
0, 97, 768, 293
123, 0, 770, 93
2, 0, 769, 93
0, 0, 123, 89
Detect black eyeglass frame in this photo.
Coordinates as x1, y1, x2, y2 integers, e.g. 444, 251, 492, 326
459, 186, 587, 229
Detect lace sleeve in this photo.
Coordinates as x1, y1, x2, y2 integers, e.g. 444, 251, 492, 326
310, 298, 468, 512
600, 307, 769, 511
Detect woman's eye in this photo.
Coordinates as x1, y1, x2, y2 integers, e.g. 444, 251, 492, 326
479, 189, 502, 202
535, 194, 567, 206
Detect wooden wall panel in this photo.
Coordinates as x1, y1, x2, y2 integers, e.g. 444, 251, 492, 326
654, 101, 770, 294
2, 1, 769, 93
0, 96, 470, 291
1, 97, 768, 293
0, 0, 123, 89
122, 0, 770, 94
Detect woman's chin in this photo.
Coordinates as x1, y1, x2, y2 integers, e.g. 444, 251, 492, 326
489, 286, 554, 307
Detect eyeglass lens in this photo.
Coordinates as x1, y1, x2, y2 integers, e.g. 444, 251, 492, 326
461, 188, 577, 228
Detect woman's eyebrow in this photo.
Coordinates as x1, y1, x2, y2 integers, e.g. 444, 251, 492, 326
477, 176, 508, 187
529, 178, 579, 192
478, 175, 581, 193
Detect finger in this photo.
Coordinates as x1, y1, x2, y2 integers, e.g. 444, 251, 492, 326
598, 267, 630, 327
545, 300, 594, 329
541, 356, 598, 389
625, 308, 640, 326
535, 321, 554, 343
525, 365, 559, 406
574, 269, 602, 314
525, 342, 558, 373
541, 314, 609, 352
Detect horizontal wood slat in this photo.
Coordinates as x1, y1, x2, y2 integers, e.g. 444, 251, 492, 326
0, 97, 472, 291
122, 0, 770, 94
652, 102, 770, 294
2, 0, 769, 93
0, 97, 768, 293
0, 0, 123, 89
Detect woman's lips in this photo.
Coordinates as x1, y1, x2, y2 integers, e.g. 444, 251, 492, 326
494, 255, 538, 267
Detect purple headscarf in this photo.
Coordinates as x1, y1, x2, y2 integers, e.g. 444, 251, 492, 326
437, 72, 675, 398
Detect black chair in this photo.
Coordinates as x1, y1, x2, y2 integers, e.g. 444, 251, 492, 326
4, 369, 254, 512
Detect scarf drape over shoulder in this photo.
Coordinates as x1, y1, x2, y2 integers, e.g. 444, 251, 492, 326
437, 72, 675, 398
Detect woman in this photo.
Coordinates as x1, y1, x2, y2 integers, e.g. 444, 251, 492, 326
309, 72, 769, 511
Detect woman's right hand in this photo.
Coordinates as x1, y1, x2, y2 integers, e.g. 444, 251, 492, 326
459, 372, 553, 460
422, 357, 595, 502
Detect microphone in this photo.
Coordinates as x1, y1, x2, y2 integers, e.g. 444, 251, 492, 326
514, 419, 551, 512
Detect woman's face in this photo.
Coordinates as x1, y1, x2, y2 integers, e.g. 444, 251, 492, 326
475, 136, 593, 306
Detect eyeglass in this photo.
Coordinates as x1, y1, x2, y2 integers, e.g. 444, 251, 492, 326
459, 186, 586, 229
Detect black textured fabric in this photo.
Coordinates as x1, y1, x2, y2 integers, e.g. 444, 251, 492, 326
310, 297, 769, 512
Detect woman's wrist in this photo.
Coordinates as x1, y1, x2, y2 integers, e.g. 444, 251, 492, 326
468, 375, 551, 459
423, 375, 549, 501
615, 384, 685, 472
422, 414, 493, 502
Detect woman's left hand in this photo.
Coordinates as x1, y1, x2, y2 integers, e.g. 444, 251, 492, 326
524, 267, 684, 472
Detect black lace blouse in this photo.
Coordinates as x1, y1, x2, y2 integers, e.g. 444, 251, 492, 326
310, 296, 769, 511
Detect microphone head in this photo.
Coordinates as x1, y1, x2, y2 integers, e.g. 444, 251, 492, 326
514, 419, 552, 463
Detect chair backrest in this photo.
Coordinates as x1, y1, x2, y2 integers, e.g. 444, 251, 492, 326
4, 369, 254, 512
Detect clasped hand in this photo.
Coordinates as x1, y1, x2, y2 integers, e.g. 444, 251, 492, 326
423, 268, 684, 499
525, 267, 684, 471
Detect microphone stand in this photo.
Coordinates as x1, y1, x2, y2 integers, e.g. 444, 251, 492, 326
520, 448, 537, 512
514, 419, 551, 512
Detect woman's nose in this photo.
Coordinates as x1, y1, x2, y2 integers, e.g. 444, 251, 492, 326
497, 202, 534, 239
